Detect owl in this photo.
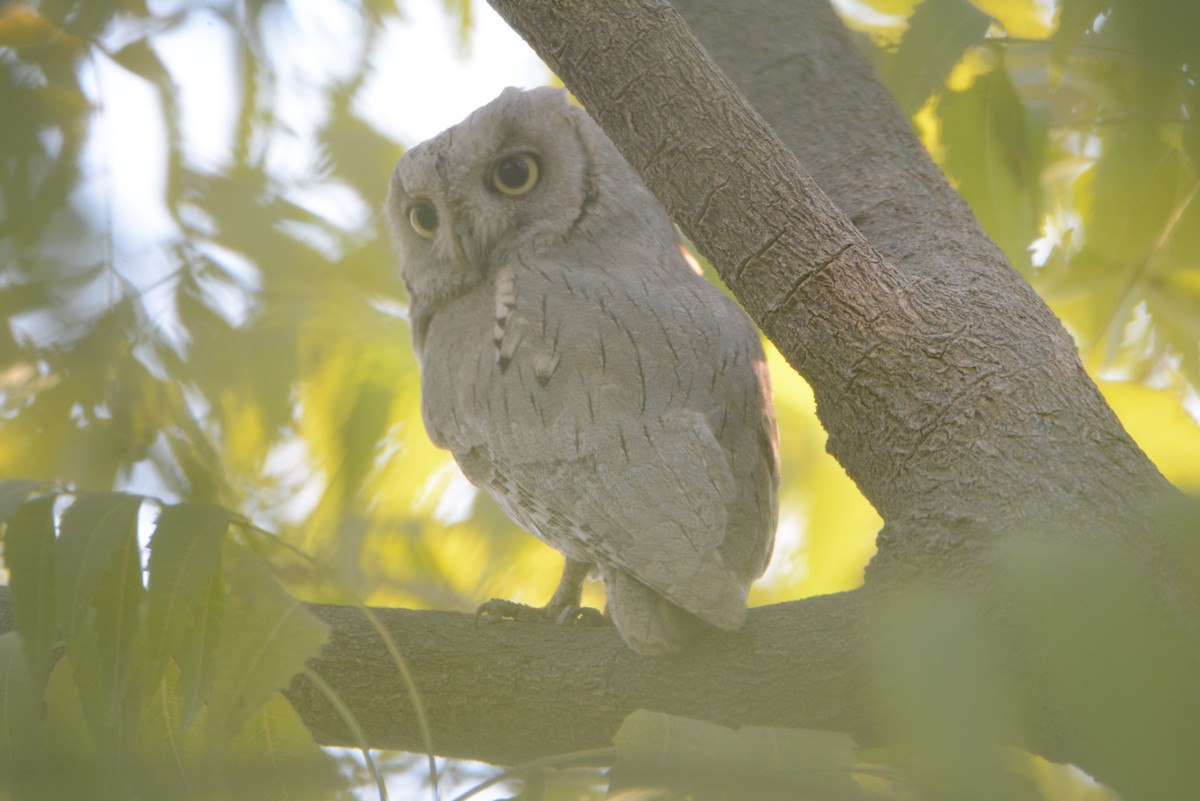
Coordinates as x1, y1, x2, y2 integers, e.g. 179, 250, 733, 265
386, 87, 779, 654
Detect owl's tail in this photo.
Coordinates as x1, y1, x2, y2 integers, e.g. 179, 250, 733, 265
603, 566, 746, 655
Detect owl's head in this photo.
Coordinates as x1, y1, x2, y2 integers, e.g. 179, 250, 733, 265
386, 86, 660, 318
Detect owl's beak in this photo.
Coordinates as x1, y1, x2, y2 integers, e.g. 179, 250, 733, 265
454, 221, 490, 277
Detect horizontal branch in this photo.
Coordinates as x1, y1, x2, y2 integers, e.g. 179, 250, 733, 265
287, 592, 869, 765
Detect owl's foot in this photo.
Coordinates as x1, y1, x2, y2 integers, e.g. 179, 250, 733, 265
474, 598, 608, 628
474, 598, 539, 624
475, 558, 610, 629
552, 604, 608, 627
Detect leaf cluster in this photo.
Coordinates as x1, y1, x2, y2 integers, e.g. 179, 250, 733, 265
0, 479, 344, 800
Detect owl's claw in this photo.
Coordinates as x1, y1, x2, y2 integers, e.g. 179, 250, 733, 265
475, 598, 538, 624
475, 598, 609, 628
553, 604, 608, 627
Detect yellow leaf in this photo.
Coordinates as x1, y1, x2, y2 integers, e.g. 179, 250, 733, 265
946, 45, 997, 92
0, 6, 80, 51
971, 0, 1057, 39
1098, 380, 1200, 492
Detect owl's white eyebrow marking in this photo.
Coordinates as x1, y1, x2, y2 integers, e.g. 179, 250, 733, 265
494, 264, 519, 370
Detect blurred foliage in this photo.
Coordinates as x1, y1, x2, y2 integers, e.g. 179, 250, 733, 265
0, 482, 351, 800
0, 0, 1197, 799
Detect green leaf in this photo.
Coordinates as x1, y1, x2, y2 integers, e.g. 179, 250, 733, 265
885, 0, 991, 115
866, 588, 1036, 801
144, 503, 233, 691
1086, 128, 1183, 268
175, 564, 225, 731
1050, 0, 1109, 70
1098, 379, 1200, 492
938, 59, 1044, 270
0, 479, 52, 525
91, 535, 146, 752
54, 492, 145, 752
131, 667, 203, 799
610, 710, 862, 800
0, 632, 43, 769
204, 549, 329, 750
223, 694, 349, 801
109, 38, 172, 87
1001, 539, 1200, 799
1, 495, 58, 687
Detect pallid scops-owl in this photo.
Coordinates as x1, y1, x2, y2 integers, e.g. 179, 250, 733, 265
387, 87, 779, 654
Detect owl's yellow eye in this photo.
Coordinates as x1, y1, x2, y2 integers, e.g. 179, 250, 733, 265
409, 203, 438, 238
490, 153, 540, 196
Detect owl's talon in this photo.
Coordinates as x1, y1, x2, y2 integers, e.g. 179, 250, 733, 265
475, 598, 539, 624
554, 605, 609, 627
475, 598, 608, 629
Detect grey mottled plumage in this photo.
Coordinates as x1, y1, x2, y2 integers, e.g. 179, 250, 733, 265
386, 87, 779, 654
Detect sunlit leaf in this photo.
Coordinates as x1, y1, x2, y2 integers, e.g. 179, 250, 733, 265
856, 0, 922, 20
938, 55, 1044, 269
1097, 380, 1200, 492
754, 344, 880, 601
0, 5, 82, 53
205, 549, 329, 749
972, 0, 1055, 39
54, 492, 145, 752
884, 0, 991, 115
145, 503, 234, 691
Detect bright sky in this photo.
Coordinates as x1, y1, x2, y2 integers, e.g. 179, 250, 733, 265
83, 0, 547, 285
360, 0, 549, 143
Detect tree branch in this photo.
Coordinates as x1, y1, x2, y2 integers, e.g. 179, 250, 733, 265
285, 595, 869, 765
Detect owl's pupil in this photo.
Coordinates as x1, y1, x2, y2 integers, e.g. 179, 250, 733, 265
497, 157, 529, 189
412, 204, 438, 233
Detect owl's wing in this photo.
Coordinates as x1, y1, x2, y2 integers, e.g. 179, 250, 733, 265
421, 260, 770, 631
576, 407, 754, 630
455, 408, 750, 631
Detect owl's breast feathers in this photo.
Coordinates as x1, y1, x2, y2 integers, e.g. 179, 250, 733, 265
419, 255, 778, 629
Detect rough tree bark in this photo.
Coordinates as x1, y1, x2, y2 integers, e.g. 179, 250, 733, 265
285, 1, 1193, 798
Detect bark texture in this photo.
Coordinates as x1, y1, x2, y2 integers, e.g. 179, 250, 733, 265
285, 594, 868, 765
